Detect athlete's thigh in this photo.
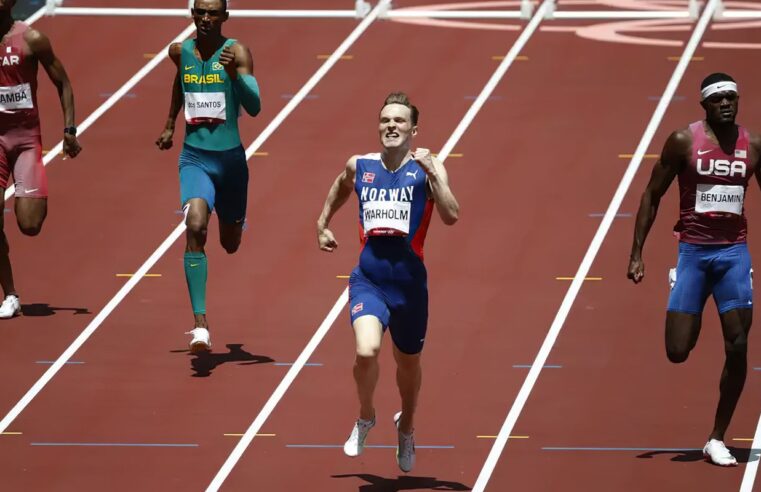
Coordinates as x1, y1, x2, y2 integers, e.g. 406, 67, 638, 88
711, 243, 753, 314
667, 243, 711, 315
665, 310, 702, 354
179, 145, 216, 213
719, 307, 752, 350
349, 268, 390, 351
14, 197, 46, 230
12, 133, 46, 199
214, 145, 248, 225
388, 285, 428, 356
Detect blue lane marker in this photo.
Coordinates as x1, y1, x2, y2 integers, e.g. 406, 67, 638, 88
274, 362, 323, 367
588, 212, 632, 218
100, 92, 137, 99
543, 447, 702, 451
31, 442, 198, 447
281, 93, 319, 100
35, 361, 85, 365
513, 364, 562, 369
286, 444, 454, 449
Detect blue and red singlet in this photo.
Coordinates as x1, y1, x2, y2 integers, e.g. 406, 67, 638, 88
348, 153, 434, 354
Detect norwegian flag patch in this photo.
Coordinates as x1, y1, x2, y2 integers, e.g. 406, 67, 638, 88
351, 302, 364, 315
736, 149, 747, 159
362, 172, 375, 184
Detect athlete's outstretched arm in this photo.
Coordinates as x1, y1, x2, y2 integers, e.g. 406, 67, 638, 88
156, 43, 183, 151
628, 130, 689, 283
317, 156, 358, 252
412, 148, 459, 225
26, 29, 81, 158
220, 42, 261, 117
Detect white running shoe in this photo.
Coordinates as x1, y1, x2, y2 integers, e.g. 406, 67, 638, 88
343, 416, 375, 457
394, 411, 415, 473
0, 294, 20, 319
703, 439, 738, 466
185, 327, 211, 353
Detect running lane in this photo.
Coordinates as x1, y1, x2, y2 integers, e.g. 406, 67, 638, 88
0, 16, 360, 490
3, 10, 523, 492
481, 17, 761, 492
1, 14, 190, 416
216, 13, 693, 492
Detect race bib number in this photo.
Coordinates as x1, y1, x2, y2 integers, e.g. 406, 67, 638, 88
0, 83, 33, 112
363, 201, 411, 236
695, 184, 744, 215
184, 92, 226, 124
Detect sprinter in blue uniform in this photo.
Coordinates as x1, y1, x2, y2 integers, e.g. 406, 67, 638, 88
316, 93, 460, 473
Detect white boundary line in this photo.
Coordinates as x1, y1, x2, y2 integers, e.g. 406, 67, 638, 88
0, 0, 390, 437
471, 0, 720, 490
25, 6, 47, 24
203, 2, 552, 490
41, 6, 701, 20
4, 23, 197, 199
740, 412, 761, 491
48, 8, 360, 18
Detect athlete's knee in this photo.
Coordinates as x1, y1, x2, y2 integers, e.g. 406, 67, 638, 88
221, 238, 240, 254
394, 350, 421, 371
666, 345, 691, 364
18, 221, 42, 236
725, 332, 749, 357
185, 215, 208, 238
355, 343, 381, 360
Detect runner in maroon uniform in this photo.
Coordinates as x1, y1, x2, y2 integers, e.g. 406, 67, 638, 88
628, 73, 761, 466
0, 0, 81, 318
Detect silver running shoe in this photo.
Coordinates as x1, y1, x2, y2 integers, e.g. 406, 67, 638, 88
394, 411, 415, 472
343, 417, 375, 457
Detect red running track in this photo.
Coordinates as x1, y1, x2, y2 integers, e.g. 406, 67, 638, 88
2, 3, 761, 492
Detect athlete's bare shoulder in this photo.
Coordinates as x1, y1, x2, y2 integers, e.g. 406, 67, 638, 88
748, 131, 761, 152
168, 42, 182, 66
747, 131, 761, 167
22, 27, 50, 54
665, 127, 693, 156
346, 155, 359, 173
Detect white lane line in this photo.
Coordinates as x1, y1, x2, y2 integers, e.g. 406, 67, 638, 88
203, 2, 552, 490
740, 412, 761, 491
25, 6, 46, 24
471, 0, 720, 490
5, 23, 197, 199
0, 0, 387, 439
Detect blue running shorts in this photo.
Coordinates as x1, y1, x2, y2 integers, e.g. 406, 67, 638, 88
667, 242, 753, 315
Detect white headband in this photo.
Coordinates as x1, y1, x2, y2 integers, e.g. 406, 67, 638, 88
701, 81, 738, 100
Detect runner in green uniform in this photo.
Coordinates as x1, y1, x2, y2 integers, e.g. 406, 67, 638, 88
156, 0, 261, 352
